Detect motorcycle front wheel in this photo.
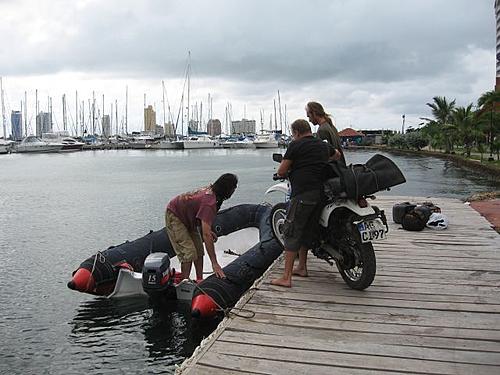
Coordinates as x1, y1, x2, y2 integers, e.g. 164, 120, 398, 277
336, 240, 376, 290
270, 202, 287, 248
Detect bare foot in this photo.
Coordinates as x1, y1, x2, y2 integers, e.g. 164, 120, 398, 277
292, 268, 308, 277
271, 277, 291, 287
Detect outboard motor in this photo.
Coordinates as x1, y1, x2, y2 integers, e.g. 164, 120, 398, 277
142, 253, 175, 297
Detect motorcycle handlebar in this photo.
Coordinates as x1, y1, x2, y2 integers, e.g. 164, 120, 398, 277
273, 173, 288, 181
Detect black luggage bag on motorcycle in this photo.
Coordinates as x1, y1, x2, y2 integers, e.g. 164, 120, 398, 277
324, 154, 406, 199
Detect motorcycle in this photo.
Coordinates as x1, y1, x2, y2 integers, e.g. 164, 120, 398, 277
266, 153, 390, 290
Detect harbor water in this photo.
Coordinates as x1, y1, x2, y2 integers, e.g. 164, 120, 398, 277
0, 148, 498, 374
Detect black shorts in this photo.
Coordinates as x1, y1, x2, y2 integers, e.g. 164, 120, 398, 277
283, 190, 323, 252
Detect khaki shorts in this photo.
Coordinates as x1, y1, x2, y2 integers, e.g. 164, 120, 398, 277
165, 210, 204, 263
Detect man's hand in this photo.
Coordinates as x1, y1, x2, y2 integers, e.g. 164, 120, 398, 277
211, 231, 218, 243
330, 149, 342, 161
212, 262, 226, 278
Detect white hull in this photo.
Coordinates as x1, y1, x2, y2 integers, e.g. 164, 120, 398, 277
254, 142, 279, 148
0, 145, 10, 154
182, 141, 220, 149
225, 142, 256, 149
16, 144, 63, 153
151, 141, 183, 150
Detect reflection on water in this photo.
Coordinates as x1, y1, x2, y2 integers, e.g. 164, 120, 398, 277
67, 296, 220, 374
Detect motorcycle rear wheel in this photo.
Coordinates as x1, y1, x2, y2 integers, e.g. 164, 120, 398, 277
337, 241, 376, 290
270, 202, 287, 248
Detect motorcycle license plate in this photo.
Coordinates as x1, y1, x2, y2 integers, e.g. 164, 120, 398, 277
357, 219, 387, 243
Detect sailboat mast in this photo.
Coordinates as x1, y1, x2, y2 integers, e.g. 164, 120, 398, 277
262, 110, 265, 133
75, 91, 78, 136
162, 80, 166, 129
115, 99, 118, 136
102, 94, 105, 135
273, 99, 277, 131
277, 90, 283, 132
62, 94, 67, 132
24, 91, 27, 137
187, 51, 191, 133
0, 78, 6, 140
92, 91, 95, 134
125, 86, 128, 135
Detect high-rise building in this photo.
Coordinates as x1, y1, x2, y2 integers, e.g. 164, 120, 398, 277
144, 105, 156, 133
36, 112, 51, 138
11, 110, 22, 140
231, 118, 256, 134
164, 122, 175, 137
496, 0, 500, 90
102, 115, 111, 137
207, 119, 222, 137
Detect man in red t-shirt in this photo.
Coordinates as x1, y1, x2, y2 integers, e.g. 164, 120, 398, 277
166, 173, 238, 280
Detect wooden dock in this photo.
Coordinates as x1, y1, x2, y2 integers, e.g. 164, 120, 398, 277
177, 196, 500, 375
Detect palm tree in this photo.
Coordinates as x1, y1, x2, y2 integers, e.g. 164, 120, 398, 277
452, 104, 475, 157
425, 96, 456, 153
477, 90, 500, 160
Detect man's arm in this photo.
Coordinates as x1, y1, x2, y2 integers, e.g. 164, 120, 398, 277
201, 220, 225, 278
277, 159, 292, 177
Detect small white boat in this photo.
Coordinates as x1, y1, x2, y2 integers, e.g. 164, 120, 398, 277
15, 135, 63, 153
182, 135, 220, 149
60, 137, 85, 151
254, 133, 279, 148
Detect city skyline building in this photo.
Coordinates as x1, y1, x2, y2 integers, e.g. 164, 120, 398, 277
231, 118, 256, 134
144, 105, 156, 133
36, 112, 51, 138
102, 115, 111, 137
207, 119, 221, 137
11, 110, 22, 140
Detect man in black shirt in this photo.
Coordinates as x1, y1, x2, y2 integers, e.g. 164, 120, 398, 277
271, 119, 335, 288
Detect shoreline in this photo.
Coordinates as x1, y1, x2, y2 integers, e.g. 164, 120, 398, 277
348, 145, 500, 180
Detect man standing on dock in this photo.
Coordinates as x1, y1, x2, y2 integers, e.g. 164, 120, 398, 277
306, 101, 346, 165
165, 173, 238, 280
287, 101, 346, 278
271, 119, 333, 288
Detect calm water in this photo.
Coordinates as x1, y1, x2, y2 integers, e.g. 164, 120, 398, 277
0, 148, 498, 374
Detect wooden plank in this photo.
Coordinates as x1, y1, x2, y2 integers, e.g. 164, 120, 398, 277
247, 295, 500, 328
252, 289, 500, 313
205, 341, 500, 375
259, 282, 500, 303
231, 310, 500, 341
219, 330, 500, 365
228, 319, 500, 353
194, 353, 403, 375
243, 302, 500, 330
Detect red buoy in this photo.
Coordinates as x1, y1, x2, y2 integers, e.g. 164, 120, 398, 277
191, 294, 218, 319
67, 268, 95, 292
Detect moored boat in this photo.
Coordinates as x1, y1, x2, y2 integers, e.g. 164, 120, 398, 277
15, 135, 63, 153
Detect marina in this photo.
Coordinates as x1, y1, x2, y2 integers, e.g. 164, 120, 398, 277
0, 149, 498, 374
178, 196, 500, 375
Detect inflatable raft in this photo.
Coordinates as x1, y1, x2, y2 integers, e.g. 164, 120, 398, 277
67, 204, 281, 306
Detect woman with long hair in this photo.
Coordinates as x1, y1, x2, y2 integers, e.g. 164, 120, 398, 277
165, 173, 238, 280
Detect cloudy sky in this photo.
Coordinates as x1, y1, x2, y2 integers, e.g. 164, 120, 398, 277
0, 0, 496, 136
